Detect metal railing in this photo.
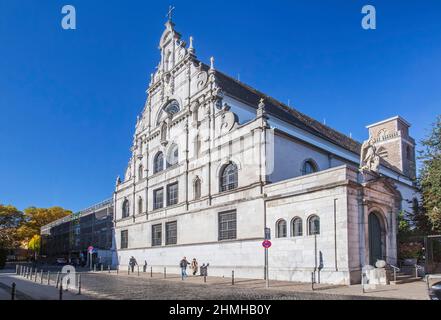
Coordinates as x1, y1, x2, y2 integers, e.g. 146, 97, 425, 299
389, 265, 400, 282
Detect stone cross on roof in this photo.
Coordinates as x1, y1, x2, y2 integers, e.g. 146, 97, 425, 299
166, 5, 175, 22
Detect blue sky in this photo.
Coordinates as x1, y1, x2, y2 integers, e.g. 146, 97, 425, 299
0, 0, 440, 212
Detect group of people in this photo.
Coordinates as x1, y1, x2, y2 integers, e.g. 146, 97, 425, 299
179, 257, 209, 280
128, 256, 209, 280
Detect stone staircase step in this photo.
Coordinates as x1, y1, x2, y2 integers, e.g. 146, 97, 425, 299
390, 277, 422, 285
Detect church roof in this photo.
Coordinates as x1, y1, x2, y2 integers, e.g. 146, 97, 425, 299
208, 65, 362, 156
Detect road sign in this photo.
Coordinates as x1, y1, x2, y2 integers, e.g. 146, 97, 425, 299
264, 228, 271, 240
262, 240, 272, 249
87, 246, 94, 253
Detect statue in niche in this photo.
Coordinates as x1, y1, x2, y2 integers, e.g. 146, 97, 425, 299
360, 136, 380, 173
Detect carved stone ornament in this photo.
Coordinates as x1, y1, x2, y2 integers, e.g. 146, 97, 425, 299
360, 136, 380, 173
196, 71, 208, 91
219, 110, 237, 135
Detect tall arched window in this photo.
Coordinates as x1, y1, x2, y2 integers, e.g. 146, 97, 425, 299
302, 159, 318, 175
194, 177, 201, 200
138, 197, 143, 215
308, 215, 320, 235
154, 152, 164, 174
122, 199, 130, 218
194, 135, 201, 157
291, 217, 303, 237
138, 165, 144, 181
276, 219, 287, 238
220, 162, 238, 192
166, 144, 179, 168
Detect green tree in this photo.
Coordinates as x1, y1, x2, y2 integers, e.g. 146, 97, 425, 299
418, 115, 441, 233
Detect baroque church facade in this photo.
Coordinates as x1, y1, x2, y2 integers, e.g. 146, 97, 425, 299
112, 19, 418, 285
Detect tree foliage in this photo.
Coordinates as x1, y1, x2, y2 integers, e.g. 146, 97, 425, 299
17, 207, 72, 243
418, 115, 441, 233
28, 234, 41, 253
0, 205, 24, 248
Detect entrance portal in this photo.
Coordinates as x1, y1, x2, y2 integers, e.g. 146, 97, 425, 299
369, 212, 383, 265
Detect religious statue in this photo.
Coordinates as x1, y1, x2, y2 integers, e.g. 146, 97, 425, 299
115, 175, 121, 187
360, 136, 380, 173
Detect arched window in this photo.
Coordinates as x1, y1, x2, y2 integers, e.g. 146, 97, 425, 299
220, 162, 238, 192
302, 159, 318, 175
138, 165, 144, 181
308, 215, 320, 235
165, 100, 180, 116
138, 197, 143, 215
291, 217, 303, 237
194, 177, 201, 200
153, 152, 164, 174
122, 199, 130, 218
276, 219, 287, 238
166, 144, 179, 168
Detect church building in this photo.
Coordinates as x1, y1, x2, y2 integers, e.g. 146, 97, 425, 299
112, 17, 419, 285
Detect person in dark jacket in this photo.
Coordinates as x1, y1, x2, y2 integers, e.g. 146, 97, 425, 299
129, 256, 138, 273
179, 257, 190, 280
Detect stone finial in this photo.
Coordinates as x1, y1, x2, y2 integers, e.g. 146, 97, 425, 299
150, 73, 154, 84
210, 56, 215, 70
256, 97, 268, 119
115, 175, 121, 187
189, 36, 195, 54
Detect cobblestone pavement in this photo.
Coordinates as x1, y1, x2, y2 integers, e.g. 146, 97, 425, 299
77, 272, 394, 300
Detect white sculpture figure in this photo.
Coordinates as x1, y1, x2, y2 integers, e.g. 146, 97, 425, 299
115, 175, 121, 187
360, 136, 380, 173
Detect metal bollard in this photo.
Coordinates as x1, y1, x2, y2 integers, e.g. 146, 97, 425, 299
117, 265, 119, 274
56, 272, 60, 288
47, 271, 50, 285
108, 265, 111, 273
16, 265, 19, 275
164, 267, 166, 279
151, 266, 153, 278
34, 269, 38, 282
29, 268, 33, 280
11, 282, 16, 300
204, 275, 207, 283
232, 270, 234, 285
128, 265, 130, 275
40, 270, 44, 284
137, 265, 140, 276
94, 264, 96, 273
101, 264, 103, 272
311, 272, 315, 291
77, 274, 81, 295
59, 283, 63, 300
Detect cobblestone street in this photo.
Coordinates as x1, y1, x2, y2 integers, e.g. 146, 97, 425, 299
1, 268, 430, 300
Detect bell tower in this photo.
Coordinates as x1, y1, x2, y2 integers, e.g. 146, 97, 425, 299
366, 116, 416, 179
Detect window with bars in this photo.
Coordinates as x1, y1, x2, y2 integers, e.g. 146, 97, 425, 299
308, 215, 320, 235
218, 211, 237, 241
153, 188, 164, 210
276, 219, 287, 238
120, 230, 128, 249
220, 162, 238, 192
165, 221, 177, 245
152, 224, 162, 246
291, 217, 303, 237
167, 183, 178, 206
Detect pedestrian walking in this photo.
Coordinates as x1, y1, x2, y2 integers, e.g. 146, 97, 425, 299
129, 256, 138, 273
200, 263, 210, 277
179, 257, 190, 280
191, 258, 198, 276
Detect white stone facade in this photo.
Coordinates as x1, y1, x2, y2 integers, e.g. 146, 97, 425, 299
112, 20, 419, 285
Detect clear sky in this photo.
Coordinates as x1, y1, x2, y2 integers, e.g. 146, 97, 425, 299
0, 0, 440, 212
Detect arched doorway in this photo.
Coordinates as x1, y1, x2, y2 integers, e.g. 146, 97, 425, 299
368, 212, 384, 265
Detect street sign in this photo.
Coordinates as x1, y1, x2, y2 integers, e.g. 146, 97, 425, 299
88, 246, 94, 253
264, 227, 271, 240
262, 240, 272, 249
